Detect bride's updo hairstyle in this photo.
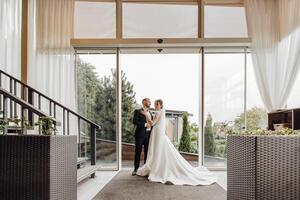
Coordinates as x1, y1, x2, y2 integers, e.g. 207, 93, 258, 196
155, 99, 163, 109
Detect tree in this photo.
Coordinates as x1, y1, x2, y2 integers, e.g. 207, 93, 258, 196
93, 69, 137, 142
204, 113, 216, 156
190, 123, 199, 133
76, 58, 100, 121
76, 58, 102, 136
96, 74, 117, 140
178, 112, 192, 153
77, 59, 136, 142
190, 123, 199, 153
234, 107, 267, 131
120, 71, 136, 143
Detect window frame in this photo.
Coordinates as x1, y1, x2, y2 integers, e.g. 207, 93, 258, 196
74, 0, 247, 39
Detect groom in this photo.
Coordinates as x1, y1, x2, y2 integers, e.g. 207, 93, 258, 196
132, 98, 152, 176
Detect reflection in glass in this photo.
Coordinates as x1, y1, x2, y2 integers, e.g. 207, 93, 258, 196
204, 51, 245, 168
76, 50, 117, 169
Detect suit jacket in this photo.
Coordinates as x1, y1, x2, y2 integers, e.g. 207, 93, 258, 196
133, 108, 153, 138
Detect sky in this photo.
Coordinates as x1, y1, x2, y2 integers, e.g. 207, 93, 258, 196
79, 53, 200, 123
78, 52, 278, 125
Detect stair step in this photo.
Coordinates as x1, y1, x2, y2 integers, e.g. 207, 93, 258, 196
77, 165, 98, 183
77, 157, 89, 169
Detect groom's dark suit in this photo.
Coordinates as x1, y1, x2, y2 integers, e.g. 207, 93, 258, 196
133, 108, 152, 171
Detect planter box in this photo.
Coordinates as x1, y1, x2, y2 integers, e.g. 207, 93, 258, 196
227, 135, 300, 200
0, 135, 77, 200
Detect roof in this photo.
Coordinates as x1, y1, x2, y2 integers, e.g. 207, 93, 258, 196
149, 108, 193, 117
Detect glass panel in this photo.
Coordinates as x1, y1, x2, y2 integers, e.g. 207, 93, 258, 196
246, 53, 268, 130
204, 6, 248, 38
204, 49, 245, 168
123, 3, 198, 38
74, 1, 116, 38
120, 49, 201, 168
76, 49, 117, 169
287, 68, 300, 108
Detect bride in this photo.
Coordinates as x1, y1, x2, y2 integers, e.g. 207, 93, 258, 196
137, 99, 217, 186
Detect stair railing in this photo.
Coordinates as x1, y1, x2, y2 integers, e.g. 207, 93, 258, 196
0, 69, 100, 166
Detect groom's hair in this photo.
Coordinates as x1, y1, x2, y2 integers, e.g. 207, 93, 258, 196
142, 98, 150, 104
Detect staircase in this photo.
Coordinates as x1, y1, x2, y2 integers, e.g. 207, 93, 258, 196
0, 69, 101, 183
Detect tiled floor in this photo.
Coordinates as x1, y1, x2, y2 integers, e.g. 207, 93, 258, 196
78, 169, 227, 200
214, 171, 227, 190
77, 171, 118, 200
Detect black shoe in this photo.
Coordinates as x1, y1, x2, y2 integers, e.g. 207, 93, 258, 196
132, 170, 137, 176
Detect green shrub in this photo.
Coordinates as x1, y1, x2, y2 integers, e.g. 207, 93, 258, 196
227, 128, 300, 136
178, 112, 192, 153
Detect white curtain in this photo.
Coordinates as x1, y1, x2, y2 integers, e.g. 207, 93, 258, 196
28, 0, 77, 135
245, 0, 300, 111
0, 0, 21, 78
28, 0, 76, 110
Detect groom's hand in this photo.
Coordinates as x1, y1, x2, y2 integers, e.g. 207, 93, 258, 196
146, 123, 151, 129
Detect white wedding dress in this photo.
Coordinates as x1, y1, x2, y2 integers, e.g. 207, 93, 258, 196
137, 108, 217, 186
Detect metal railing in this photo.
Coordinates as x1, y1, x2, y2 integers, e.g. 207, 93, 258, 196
0, 69, 100, 166
0, 88, 52, 134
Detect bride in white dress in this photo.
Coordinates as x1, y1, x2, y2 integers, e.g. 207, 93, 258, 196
137, 99, 217, 186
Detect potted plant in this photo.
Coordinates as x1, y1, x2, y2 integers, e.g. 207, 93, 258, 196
10, 115, 32, 135
0, 116, 33, 135
227, 128, 300, 200
0, 119, 8, 135
34, 116, 57, 135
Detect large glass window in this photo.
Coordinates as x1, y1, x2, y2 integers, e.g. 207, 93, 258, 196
75, 49, 117, 169
204, 48, 245, 168
123, 3, 198, 38
287, 70, 300, 108
73, 46, 268, 170
120, 49, 201, 167
73, 2, 251, 39
74, 1, 116, 38
204, 6, 248, 38
203, 49, 268, 168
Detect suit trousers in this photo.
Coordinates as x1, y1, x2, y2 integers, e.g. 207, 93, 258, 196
134, 131, 151, 171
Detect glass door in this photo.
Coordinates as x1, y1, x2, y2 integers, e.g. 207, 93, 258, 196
75, 49, 119, 170
119, 48, 202, 168
73, 45, 251, 171
203, 47, 246, 169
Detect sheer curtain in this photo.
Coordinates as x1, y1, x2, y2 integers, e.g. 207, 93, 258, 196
28, 0, 76, 110
245, 0, 300, 111
28, 0, 77, 135
0, 0, 21, 78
